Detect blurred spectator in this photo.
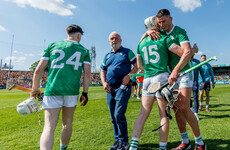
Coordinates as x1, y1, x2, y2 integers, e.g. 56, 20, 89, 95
0, 71, 102, 89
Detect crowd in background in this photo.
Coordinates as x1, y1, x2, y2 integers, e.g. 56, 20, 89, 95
0, 70, 102, 89
0, 70, 230, 89
214, 73, 230, 81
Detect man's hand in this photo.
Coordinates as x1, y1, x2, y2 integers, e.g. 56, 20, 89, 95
103, 82, 111, 93
168, 70, 179, 84
147, 30, 161, 40
30, 89, 41, 99
122, 74, 130, 85
192, 43, 199, 54
212, 84, 215, 89
80, 92, 88, 106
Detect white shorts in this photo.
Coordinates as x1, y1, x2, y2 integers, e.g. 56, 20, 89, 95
42, 95, 79, 109
176, 71, 194, 89
142, 72, 169, 98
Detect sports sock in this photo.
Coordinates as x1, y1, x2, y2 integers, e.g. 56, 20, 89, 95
195, 135, 204, 145
206, 105, 209, 108
60, 144, 68, 150
180, 131, 189, 144
129, 137, 139, 150
159, 142, 167, 150
200, 102, 203, 106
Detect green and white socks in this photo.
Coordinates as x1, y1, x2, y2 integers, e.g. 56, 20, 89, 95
195, 135, 204, 145
129, 137, 139, 150
60, 144, 68, 150
180, 131, 189, 144
159, 142, 167, 150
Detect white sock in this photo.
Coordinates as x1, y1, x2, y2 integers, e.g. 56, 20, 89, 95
129, 137, 139, 150
159, 142, 167, 150
200, 102, 203, 106
195, 135, 204, 145
206, 105, 209, 108
180, 131, 189, 144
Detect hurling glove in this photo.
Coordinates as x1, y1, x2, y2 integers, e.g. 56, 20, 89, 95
80, 92, 88, 106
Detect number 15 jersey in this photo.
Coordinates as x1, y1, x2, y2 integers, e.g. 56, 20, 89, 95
137, 35, 176, 79
41, 40, 91, 96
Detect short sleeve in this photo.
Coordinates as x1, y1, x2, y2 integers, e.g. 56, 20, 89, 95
178, 28, 189, 45
83, 49, 91, 64
100, 55, 107, 71
41, 45, 51, 60
128, 50, 136, 64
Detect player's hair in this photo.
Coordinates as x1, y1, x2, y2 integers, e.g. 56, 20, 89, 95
156, 9, 171, 18
201, 54, 206, 57
66, 24, 84, 35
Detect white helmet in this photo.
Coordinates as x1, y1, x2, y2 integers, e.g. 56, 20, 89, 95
144, 16, 158, 30
17, 97, 41, 115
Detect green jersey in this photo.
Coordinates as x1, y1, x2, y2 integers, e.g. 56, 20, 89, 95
42, 40, 91, 96
164, 25, 192, 72
137, 35, 176, 79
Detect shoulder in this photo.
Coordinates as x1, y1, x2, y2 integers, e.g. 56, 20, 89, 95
192, 58, 200, 63
207, 63, 212, 68
175, 25, 186, 32
120, 46, 132, 53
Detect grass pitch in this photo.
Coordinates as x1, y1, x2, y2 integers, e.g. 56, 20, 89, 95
0, 85, 230, 150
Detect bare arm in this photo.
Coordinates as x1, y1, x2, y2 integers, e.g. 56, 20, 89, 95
82, 63, 91, 93
31, 59, 48, 97
80, 63, 91, 106
170, 43, 198, 57
168, 42, 193, 84
137, 55, 145, 71
122, 62, 138, 85
100, 69, 111, 93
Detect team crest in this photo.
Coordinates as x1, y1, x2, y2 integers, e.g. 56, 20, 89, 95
120, 53, 123, 55
170, 35, 175, 40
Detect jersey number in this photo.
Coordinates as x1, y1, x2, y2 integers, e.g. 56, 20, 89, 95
141, 45, 160, 64
51, 50, 82, 70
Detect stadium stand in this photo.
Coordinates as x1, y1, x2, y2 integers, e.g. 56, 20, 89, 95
0, 64, 229, 89
212, 65, 230, 84
0, 70, 102, 89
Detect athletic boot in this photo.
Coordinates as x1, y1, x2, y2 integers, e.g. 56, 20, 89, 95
198, 106, 203, 111
194, 143, 207, 150
110, 140, 119, 150
117, 141, 129, 150
171, 141, 191, 150
205, 107, 210, 112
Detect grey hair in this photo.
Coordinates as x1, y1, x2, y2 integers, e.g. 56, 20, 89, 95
108, 31, 121, 40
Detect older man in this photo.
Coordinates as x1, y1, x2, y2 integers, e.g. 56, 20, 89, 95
100, 32, 138, 150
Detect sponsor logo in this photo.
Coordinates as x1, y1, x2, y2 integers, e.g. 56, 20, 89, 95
170, 35, 175, 40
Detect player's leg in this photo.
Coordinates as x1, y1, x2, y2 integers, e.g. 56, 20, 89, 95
137, 83, 141, 99
130, 77, 156, 150
59, 95, 78, 149
193, 81, 199, 120
199, 83, 205, 111
40, 108, 61, 150
60, 106, 76, 148
205, 89, 210, 112
156, 97, 169, 150
129, 95, 154, 150
131, 84, 135, 97
40, 96, 63, 150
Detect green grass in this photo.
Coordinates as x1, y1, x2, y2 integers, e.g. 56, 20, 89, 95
0, 85, 230, 150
